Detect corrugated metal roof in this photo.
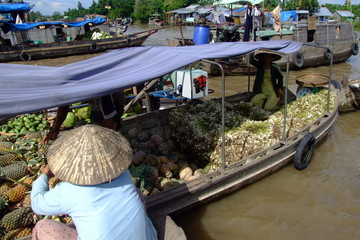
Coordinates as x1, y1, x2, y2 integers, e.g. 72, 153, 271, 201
296, 10, 309, 14
170, 8, 194, 14
314, 7, 332, 17
335, 10, 354, 17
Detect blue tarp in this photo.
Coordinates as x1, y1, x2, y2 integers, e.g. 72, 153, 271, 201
267, 10, 297, 23
2, 17, 106, 32
0, 3, 30, 13
0, 40, 302, 118
234, 7, 247, 13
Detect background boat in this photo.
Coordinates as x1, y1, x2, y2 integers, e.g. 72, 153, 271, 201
0, 29, 158, 62
168, 22, 359, 76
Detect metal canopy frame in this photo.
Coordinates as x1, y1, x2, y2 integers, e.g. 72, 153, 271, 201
203, 43, 334, 170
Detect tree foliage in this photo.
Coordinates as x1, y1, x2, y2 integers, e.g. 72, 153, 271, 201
282, 0, 320, 13
41, 0, 359, 23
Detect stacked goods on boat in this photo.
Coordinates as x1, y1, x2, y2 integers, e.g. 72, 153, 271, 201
0, 131, 53, 239
1, 114, 49, 134
169, 89, 337, 169
0, 89, 337, 239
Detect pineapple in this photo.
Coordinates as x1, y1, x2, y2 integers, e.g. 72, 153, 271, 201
0, 207, 34, 231
21, 176, 34, 186
21, 194, 31, 207
0, 154, 20, 167
0, 142, 14, 154
49, 176, 61, 189
4, 184, 29, 204
0, 196, 7, 211
39, 140, 54, 155
61, 215, 73, 224
0, 182, 14, 196
23, 131, 43, 140
0, 163, 28, 181
2, 227, 32, 240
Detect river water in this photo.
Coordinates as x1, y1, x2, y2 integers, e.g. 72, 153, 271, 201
9, 25, 360, 240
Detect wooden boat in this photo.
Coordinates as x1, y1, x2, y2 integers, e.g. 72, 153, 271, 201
168, 22, 358, 76
0, 29, 158, 62
117, 73, 339, 239
0, 41, 337, 240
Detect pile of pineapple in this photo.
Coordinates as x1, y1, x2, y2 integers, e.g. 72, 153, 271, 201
170, 89, 337, 168
0, 131, 54, 239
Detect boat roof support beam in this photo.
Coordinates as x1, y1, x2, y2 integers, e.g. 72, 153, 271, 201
302, 43, 333, 112
202, 59, 226, 170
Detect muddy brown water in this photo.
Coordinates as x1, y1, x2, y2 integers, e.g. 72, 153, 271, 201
7, 25, 360, 240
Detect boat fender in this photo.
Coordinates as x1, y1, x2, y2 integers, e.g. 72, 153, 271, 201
330, 80, 341, 90
126, 38, 132, 46
351, 43, 359, 56
294, 132, 315, 170
90, 43, 98, 52
293, 51, 304, 68
19, 51, 31, 61
324, 49, 332, 59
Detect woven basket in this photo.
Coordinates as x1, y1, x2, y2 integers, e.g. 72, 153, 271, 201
295, 74, 329, 87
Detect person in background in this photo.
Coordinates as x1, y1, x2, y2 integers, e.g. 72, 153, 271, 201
31, 124, 158, 240
254, 4, 263, 33
43, 91, 125, 143
250, 51, 284, 111
243, 2, 254, 41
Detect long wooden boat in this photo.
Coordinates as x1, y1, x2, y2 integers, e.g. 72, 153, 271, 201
0, 29, 158, 62
0, 41, 336, 240
118, 87, 339, 240
169, 22, 358, 75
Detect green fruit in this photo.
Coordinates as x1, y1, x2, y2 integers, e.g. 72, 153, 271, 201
63, 112, 78, 127
77, 106, 91, 119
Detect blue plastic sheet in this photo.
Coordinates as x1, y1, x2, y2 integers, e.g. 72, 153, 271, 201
2, 17, 106, 32
267, 10, 297, 24
0, 3, 30, 13
0, 40, 303, 118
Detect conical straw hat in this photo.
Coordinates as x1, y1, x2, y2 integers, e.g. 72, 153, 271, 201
254, 50, 282, 62
47, 124, 132, 185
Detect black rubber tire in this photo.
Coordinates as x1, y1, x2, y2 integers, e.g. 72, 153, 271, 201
330, 80, 341, 90
294, 132, 315, 170
351, 42, 359, 55
20, 51, 31, 61
293, 51, 304, 68
89, 43, 98, 52
324, 49, 332, 59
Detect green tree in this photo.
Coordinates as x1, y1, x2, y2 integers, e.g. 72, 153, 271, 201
88, 0, 98, 14
52, 11, 62, 20
163, 0, 187, 11
29, 11, 46, 22
133, 0, 151, 23
283, 0, 319, 12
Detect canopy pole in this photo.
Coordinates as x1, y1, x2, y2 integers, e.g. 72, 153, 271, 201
203, 59, 226, 169
123, 79, 159, 113
303, 43, 333, 112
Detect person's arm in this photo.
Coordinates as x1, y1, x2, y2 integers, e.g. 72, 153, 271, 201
31, 165, 64, 216
43, 105, 69, 143
273, 64, 284, 101
99, 95, 118, 130
249, 52, 260, 67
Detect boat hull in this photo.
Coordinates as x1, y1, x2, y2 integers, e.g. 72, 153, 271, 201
198, 22, 358, 75
118, 93, 338, 239
0, 30, 157, 62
